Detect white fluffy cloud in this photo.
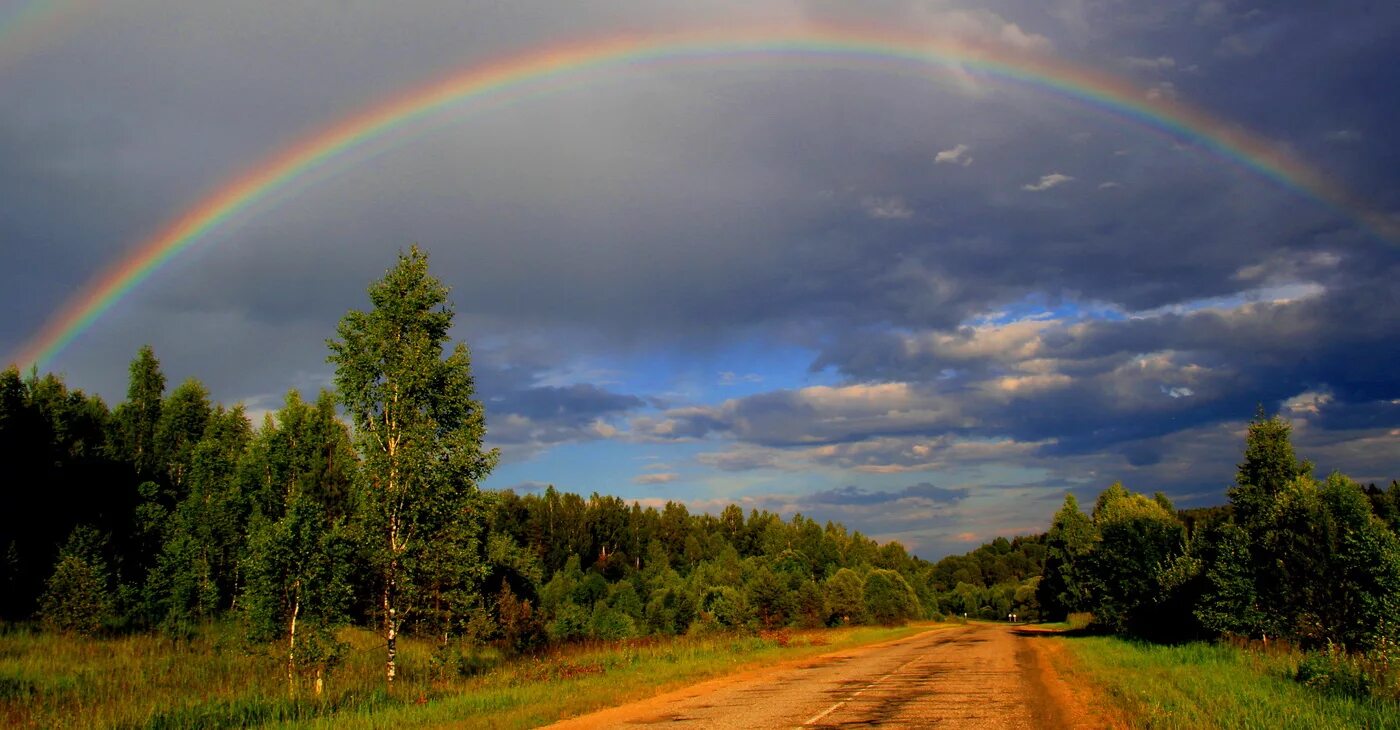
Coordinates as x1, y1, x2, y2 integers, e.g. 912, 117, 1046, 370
1022, 173, 1074, 191
935, 143, 973, 166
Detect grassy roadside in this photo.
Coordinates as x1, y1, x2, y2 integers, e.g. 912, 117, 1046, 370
0, 622, 936, 729
1053, 634, 1400, 729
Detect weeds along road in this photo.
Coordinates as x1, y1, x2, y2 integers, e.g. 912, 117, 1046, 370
548, 622, 1101, 729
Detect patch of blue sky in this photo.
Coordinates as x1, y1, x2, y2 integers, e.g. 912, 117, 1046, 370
965, 291, 1125, 326
1128, 281, 1325, 318
611, 339, 832, 407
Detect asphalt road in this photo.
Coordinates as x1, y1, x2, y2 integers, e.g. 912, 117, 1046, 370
549, 623, 1082, 729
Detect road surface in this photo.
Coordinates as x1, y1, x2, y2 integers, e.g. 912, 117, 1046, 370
548, 622, 1099, 729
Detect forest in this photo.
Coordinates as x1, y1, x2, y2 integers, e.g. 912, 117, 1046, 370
4, 247, 1397, 705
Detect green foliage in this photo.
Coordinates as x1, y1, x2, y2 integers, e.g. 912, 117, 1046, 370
1037, 493, 1095, 621
1034, 408, 1400, 683
328, 246, 498, 683
38, 526, 114, 635
1085, 483, 1186, 634
1192, 522, 1262, 637
825, 568, 866, 625
153, 378, 213, 493
1230, 408, 1312, 530
113, 344, 165, 477
699, 586, 749, 629
1296, 638, 1400, 703
241, 399, 357, 696
862, 569, 920, 626
588, 603, 636, 641
547, 602, 590, 643
143, 399, 253, 634
745, 565, 793, 629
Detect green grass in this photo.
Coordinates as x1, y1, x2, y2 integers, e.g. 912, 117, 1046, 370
1057, 635, 1400, 729
0, 621, 934, 729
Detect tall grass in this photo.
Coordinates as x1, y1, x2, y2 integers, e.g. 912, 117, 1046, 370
0, 621, 930, 729
1057, 635, 1400, 729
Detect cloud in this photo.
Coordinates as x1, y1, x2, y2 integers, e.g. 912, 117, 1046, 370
502, 480, 550, 494
1022, 173, 1075, 191
1325, 129, 1362, 143
807, 482, 970, 506
1163, 386, 1195, 398
1195, 1, 1228, 26
1146, 82, 1178, 101
633, 472, 679, 485
1124, 56, 1177, 70
718, 371, 763, 386
1098, 181, 1121, 190
861, 195, 913, 220
935, 143, 973, 166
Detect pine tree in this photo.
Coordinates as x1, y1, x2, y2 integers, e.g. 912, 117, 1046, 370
1229, 408, 1311, 530
328, 246, 497, 688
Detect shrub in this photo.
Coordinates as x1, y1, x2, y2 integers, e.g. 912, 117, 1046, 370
699, 586, 749, 629
548, 602, 590, 643
589, 604, 636, 640
825, 569, 866, 625
863, 569, 920, 626
38, 526, 115, 635
1296, 640, 1400, 702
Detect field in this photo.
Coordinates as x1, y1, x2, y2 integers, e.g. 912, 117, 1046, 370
0, 622, 928, 729
1054, 634, 1400, 729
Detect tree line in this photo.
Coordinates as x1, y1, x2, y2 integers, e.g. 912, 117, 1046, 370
1, 248, 936, 697
1037, 411, 1400, 652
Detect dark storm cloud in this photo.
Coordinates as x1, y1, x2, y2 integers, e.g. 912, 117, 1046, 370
645, 244, 1398, 472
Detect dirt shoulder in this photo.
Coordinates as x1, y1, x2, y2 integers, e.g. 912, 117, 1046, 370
1014, 627, 1128, 729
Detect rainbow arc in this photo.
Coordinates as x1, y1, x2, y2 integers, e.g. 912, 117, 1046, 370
9, 25, 1393, 370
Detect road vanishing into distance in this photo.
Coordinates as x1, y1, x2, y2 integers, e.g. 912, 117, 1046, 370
549, 623, 1099, 729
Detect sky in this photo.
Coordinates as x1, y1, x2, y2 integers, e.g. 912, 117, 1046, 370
2, 0, 1398, 558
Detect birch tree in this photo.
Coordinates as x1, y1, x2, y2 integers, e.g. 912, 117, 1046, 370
328, 246, 497, 688
242, 390, 356, 697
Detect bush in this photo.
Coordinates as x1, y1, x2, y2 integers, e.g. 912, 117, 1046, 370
699, 586, 749, 629
589, 604, 636, 640
863, 569, 920, 626
547, 602, 590, 643
39, 554, 112, 635
825, 569, 866, 625
1296, 640, 1400, 702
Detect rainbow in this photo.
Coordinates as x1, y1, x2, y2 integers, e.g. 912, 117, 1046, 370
9, 25, 1395, 370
